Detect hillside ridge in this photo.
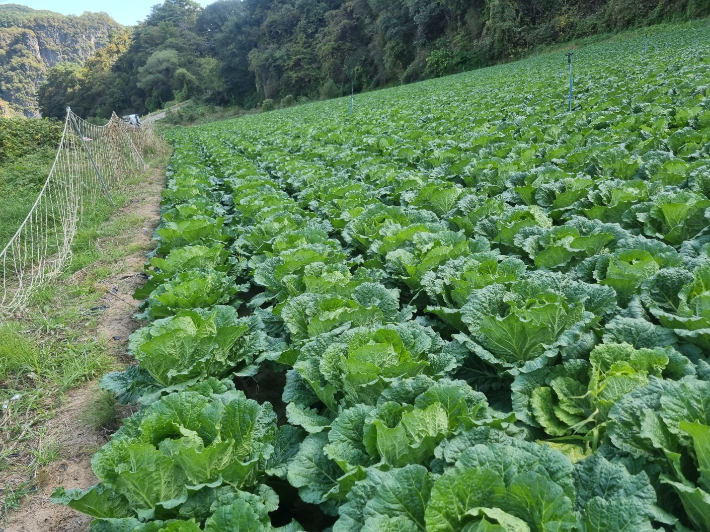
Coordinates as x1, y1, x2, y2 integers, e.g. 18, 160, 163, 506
0, 4, 123, 117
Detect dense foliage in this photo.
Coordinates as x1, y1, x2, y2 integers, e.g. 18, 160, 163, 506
55, 21, 710, 532
0, 116, 63, 248
37, 0, 710, 119
0, 4, 123, 117
0, 116, 62, 162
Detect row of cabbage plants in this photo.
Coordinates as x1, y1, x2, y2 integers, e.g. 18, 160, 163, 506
55, 21, 710, 532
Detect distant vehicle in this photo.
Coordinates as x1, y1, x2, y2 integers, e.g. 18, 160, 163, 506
122, 114, 141, 127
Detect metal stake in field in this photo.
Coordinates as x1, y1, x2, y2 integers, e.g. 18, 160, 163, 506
347, 64, 360, 115
566, 52, 574, 112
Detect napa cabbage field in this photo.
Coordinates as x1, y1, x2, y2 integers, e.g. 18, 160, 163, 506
53, 21, 710, 532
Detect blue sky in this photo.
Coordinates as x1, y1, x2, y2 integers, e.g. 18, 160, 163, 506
1, 1, 216, 26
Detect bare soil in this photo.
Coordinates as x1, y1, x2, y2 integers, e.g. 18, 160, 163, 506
5, 167, 164, 532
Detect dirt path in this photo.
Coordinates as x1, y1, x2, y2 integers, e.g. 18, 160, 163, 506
5, 167, 164, 532
142, 100, 192, 124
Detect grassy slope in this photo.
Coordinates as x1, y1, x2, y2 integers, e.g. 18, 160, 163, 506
0, 149, 56, 250
0, 117, 63, 250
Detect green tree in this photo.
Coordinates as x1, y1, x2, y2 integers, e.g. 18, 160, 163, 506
137, 49, 182, 108
31, 0, 710, 116
37, 63, 84, 119
197, 0, 259, 106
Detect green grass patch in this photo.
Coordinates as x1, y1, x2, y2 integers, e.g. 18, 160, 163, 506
79, 390, 120, 433
0, 322, 111, 390
0, 324, 42, 378
0, 148, 56, 250
1, 480, 32, 525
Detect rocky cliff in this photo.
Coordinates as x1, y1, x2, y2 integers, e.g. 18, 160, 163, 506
0, 4, 123, 117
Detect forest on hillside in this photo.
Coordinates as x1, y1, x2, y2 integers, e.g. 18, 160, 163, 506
38, 0, 710, 118
0, 4, 122, 117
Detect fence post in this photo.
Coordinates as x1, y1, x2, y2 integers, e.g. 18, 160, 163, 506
566, 52, 574, 112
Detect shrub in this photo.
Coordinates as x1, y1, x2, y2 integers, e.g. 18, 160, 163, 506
425, 47, 456, 78
0, 117, 63, 163
320, 79, 340, 100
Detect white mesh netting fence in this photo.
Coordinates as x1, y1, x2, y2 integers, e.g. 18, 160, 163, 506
0, 108, 163, 314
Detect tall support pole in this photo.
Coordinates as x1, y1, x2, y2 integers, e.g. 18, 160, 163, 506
68, 107, 115, 206
350, 80, 354, 115
566, 52, 574, 113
